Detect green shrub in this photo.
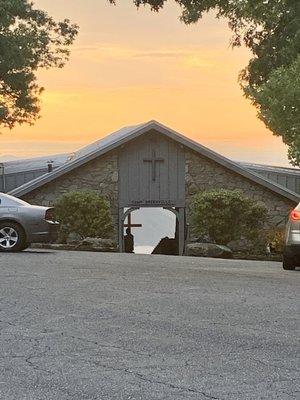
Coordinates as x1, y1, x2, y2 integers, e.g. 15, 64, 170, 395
265, 228, 285, 253
55, 191, 113, 239
191, 189, 268, 245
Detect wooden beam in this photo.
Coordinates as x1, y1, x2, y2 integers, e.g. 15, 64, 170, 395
124, 213, 142, 234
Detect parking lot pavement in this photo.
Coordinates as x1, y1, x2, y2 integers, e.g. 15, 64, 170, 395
0, 250, 299, 400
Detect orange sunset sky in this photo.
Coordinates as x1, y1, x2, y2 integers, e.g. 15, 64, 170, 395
0, 0, 292, 166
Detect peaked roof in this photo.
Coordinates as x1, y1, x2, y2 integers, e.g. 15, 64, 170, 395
9, 120, 300, 203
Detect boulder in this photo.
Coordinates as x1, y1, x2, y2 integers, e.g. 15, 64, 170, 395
66, 232, 82, 244
227, 238, 253, 252
76, 237, 117, 252
186, 243, 233, 259
152, 237, 178, 255
227, 237, 267, 255
191, 234, 215, 244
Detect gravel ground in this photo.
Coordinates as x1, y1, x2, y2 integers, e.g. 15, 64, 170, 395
0, 250, 299, 400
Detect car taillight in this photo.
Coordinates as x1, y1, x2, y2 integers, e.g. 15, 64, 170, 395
45, 208, 55, 221
290, 209, 300, 221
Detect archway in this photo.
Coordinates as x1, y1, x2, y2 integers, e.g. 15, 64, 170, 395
119, 206, 186, 255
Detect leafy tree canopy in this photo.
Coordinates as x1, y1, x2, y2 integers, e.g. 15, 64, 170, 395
0, 0, 78, 128
191, 189, 268, 245
111, 1, 299, 81
249, 56, 300, 166
111, 0, 300, 165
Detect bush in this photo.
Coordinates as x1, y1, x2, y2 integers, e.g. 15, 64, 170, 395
191, 189, 268, 245
55, 191, 113, 240
265, 228, 285, 253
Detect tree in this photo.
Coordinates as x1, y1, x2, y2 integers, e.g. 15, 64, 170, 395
248, 56, 300, 166
0, 0, 78, 128
55, 191, 114, 240
191, 189, 268, 245
110, 1, 300, 165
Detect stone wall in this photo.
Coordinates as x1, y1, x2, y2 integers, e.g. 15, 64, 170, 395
20, 144, 297, 251
22, 151, 119, 241
185, 150, 296, 240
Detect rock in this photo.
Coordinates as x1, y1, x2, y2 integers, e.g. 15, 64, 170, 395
191, 234, 215, 244
152, 237, 178, 255
186, 243, 233, 259
227, 238, 253, 252
76, 237, 117, 252
227, 237, 268, 256
66, 232, 82, 244
111, 171, 119, 182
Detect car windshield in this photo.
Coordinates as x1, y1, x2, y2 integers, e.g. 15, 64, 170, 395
0, 193, 29, 207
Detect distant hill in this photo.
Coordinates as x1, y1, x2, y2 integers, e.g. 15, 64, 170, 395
0, 155, 19, 162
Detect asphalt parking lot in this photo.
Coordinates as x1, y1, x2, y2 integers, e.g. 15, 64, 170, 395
0, 251, 299, 400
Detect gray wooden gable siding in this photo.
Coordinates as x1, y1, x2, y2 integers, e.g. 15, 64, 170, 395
0, 169, 49, 193
248, 169, 300, 195
118, 132, 186, 207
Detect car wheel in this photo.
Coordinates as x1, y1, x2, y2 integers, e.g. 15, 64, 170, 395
282, 254, 295, 270
0, 222, 26, 252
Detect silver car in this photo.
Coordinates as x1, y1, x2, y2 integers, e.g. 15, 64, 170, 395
283, 202, 300, 270
0, 193, 59, 252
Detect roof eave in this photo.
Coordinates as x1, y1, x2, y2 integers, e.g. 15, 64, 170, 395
9, 120, 300, 204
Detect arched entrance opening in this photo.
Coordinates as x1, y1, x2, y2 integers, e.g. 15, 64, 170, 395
124, 207, 176, 254
119, 206, 186, 255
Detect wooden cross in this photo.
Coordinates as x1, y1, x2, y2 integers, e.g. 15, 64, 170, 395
143, 149, 164, 181
124, 213, 142, 234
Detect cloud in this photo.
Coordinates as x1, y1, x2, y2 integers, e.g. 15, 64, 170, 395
132, 50, 187, 58
183, 55, 214, 69
72, 43, 217, 68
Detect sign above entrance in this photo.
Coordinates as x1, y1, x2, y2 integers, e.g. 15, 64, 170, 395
130, 199, 175, 207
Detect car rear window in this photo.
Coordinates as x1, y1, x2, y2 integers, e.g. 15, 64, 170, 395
0, 193, 29, 207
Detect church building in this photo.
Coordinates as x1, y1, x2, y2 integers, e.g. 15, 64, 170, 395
9, 121, 300, 254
